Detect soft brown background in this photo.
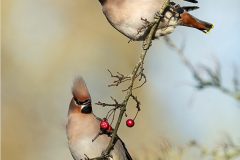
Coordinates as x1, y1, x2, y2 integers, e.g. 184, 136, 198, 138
2, 0, 240, 160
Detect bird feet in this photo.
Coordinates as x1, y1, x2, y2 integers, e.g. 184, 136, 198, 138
137, 7, 167, 40
137, 9, 164, 33
137, 17, 154, 36
154, 11, 165, 20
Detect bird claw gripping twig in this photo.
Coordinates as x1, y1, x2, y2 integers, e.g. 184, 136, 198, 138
140, 13, 163, 50
137, 17, 156, 40
154, 11, 165, 20
139, 1, 170, 50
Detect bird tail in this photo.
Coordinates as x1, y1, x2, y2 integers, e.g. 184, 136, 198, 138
180, 12, 213, 33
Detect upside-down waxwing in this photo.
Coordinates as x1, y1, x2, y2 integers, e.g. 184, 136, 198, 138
97, 0, 213, 40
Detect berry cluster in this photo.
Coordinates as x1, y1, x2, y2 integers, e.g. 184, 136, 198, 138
100, 118, 113, 132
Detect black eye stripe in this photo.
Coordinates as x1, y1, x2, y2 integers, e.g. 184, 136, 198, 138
73, 98, 91, 106
73, 98, 92, 114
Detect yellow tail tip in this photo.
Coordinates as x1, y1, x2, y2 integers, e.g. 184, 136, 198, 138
205, 24, 214, 34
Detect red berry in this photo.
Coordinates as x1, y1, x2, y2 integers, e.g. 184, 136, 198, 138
126, 119, 135, 127
107, 125, 113, 132
100, 120, 109, 131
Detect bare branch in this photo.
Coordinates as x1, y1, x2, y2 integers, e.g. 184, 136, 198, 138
233, 64, 240, 92
88, 1, 170, 159
107, 69, 131, 87
164, 36, 240, 102
96, 97, 124, 108
130, 95, 141, 111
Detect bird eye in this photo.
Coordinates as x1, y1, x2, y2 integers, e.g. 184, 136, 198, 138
73, 98, 91, 106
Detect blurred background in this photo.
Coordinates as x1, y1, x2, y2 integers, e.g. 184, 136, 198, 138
2, 0, 240, 160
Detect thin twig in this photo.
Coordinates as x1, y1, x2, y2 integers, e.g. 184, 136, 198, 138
108, 69, 131, 87
130, 95, 141, 111
164, 36, 240, 102
88, 1, 170, 159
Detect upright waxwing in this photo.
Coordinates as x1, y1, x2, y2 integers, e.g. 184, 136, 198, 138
66, 77, 132, 160
97, 0, 213, 40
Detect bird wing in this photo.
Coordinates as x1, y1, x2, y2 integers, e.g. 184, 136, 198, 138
70, 152, 78, 160
182, 6, 199, 12
116, 137, 133, 160
181, 0, 198, 3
